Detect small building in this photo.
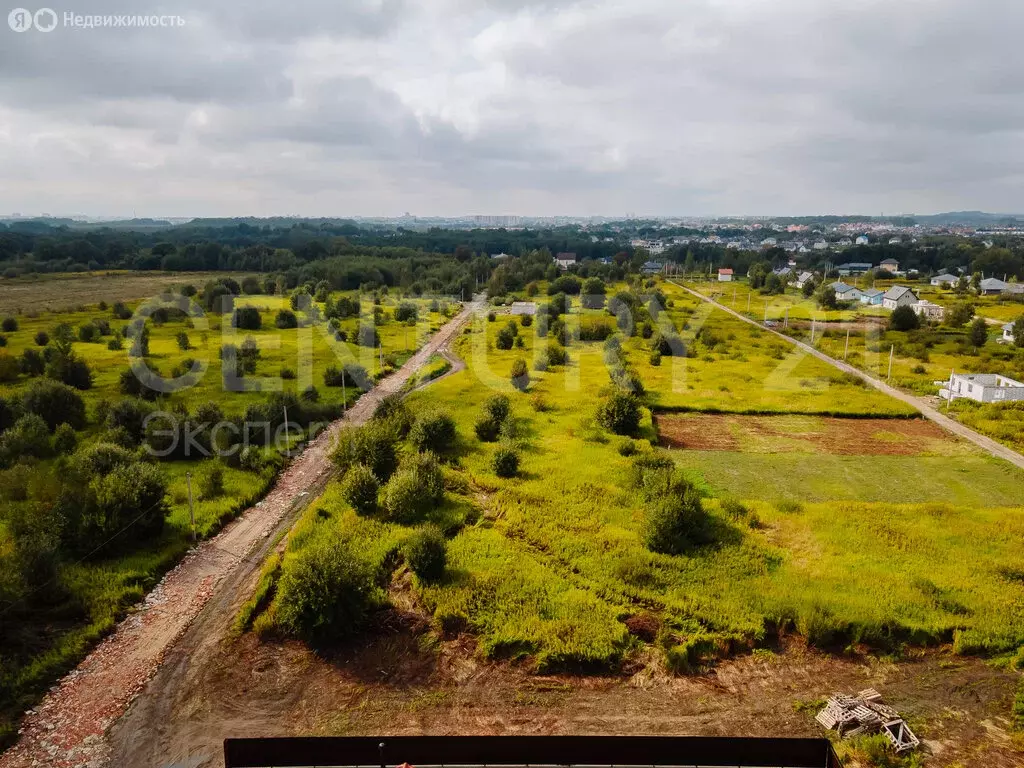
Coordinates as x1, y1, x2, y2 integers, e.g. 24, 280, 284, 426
554, 252, 577, 270
882, 286, 918, 310
855, 235, 870, 245
641, 261, 664, 275
837, 262, 873, 276
796, 271, 815, 289
812, 240, 829, 251
760, 238, 777, 247
509, 301, 537, 316
911, 299, 945, 321
831, 281, 863, 302
930, 273, 959, 287
859, 288, 885, 305
889, 237, 902, 245
941, 373, 1024, 404
1003, 322, 1017, 343
718, 268, 734, 282
880, 258, 900, 273
979, 277, 1009, 295
490, 252, 512, 261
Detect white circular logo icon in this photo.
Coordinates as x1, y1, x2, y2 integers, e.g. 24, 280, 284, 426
34, 7, 57, 31
8, 8, 33, 31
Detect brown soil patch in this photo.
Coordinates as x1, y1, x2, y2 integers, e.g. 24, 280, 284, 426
106, 616, 1024, 768
657, 414, 952, 456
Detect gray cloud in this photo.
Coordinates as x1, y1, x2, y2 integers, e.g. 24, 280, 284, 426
1, 0, 1022, 217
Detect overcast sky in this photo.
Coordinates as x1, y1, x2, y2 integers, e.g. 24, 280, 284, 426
2, 0, 1022, 218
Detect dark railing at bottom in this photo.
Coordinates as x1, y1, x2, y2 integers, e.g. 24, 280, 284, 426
224, 736, 841, 768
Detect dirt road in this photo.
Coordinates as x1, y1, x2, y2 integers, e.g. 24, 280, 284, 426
669, 280, 1024, 470
0, 300, 482, 768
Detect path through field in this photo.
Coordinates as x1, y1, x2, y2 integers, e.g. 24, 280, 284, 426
669, 280, 1024, 470
0, 298, 483, 768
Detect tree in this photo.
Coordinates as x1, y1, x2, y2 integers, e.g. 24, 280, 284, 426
0, 414, 52, 467
1, 317, 17, 332
510, 358, 530, 391
888, 305, 920, 332
409, 411, 457, 454
342, 463, 379, 516
968, 317, 989, 348
596, 391, 641, 435
34, 330, 49, 346
1015, 315, 1024, 348
22, 380, 87, 431
801, 278, 817, 298
233, 306, 262, 331
176, 331, 191, 351
581, 277, 607, 309
946, 302, 975, 328
816, 283, 838, 310
404, 526, 447, 582
332, 423, 399, 483
643, 479, 712, 555
275, 309, 298, 329
395, 301, 418, 323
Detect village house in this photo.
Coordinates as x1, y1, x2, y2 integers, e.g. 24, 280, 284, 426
718, 268, 734, 282
641, 261, 664, 275
554, 252, 577, 270
831, 281, 864, 302
855, 235, 869, 245
1003, 322, 1017, 344
880, 258, 900, 273
490, 252, 512, 261
837, 262, 872, 276
941, 373, 1024, 404
911, 299, 945, 322
795, 271, 815, 289
882, 286, 918, 310
859, 288, 885, 306
979, 277, 1008, 295
509, 301, 538, 316
930, 273, 959, 287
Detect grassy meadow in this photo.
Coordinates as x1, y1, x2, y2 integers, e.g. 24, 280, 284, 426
247, 286, 1024, 678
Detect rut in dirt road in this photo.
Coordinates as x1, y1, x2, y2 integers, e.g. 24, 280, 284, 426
669, 280, 1024, 471
0, 299, 483, 768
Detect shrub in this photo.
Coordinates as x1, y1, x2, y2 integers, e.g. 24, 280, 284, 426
1, 317, 17, 332
968, 317, 989, 347
653, 331, 685, 357
520, 314, 533, 328
529, 393, 549, 412
483, 394, 511, 423
617, 439, 637, 457
107, 336, 123, 351
73, 442, 133, 475
474, 415, 501, 442
371, 393, 414, 437
274, 534, 380, 642
596, 391, 641, 435
410, 410, 457, 454
395, 302, 419, 323
0, 414, 52, 466
332, 423, 399, 482
119, 368, 161, 401
233, 306, 263, 331
511, 358, 530, 391
22, 380, 87, 431
0, 353, 18, 383
404, 526, 447, 582
649, 351, 662, 366
357, 323, 380, 348
106, 398, 155, 445
546, 342, 570, 366
487, 311, 496, 322
343, 463, 380, 516
34, 330, 49, 346
642, 482, 711, 555
280, 367, 297, 380
176, 331, 190, 350
52, 423, 77, 455
492, 445, 520, 478
495, 325, 515, 350
889, 304, 920, 332
198, 463, 225, 499
78, 323, 100, 343
721, 498, 750, 521
275, 309, 298, 329
383, 468, 428, 523
301, 386, 319, 402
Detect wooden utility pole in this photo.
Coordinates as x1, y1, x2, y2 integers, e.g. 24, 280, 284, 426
747, 292, 751, 312
342, 367, 347, 412
887, 344, 895, 381
185, 472, 196, 543
844, 328, 850, 360
764, 300, 768, 323
283, 405, 291, 458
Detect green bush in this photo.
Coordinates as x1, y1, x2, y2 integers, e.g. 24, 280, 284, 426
492, 445, 520, 478
409, 410, 457, 454
596, 391, 641, 435
357, 323, 380, 348
483, 394, 511, 423
511, 358, 530, 391
275, 534, 380, 642
73, 442, 133, 475
22, 380, 87, 431
233, 306, 263, 331
19, 349, 44, 377
0, 414, 52, 466
106, 398, 155, 445
0, 353, 17, 382
475, 415, 501, 442
332, 423, 399, 482
889, 305, 920, 332
107, 336, 123, 351
617, 439, 637, 457
343, 463, 380, 516
395, 301, 418, 323
546, 342, 569, 366
642, 481, 711, 555
371, 393, 414, 437
382, 453, 444, 524
52, 423, 77, 455
71, 461, 170, 555
649, 351, 662, 367
275, 309, 298, 329
405, 526, 447, 582
495, 325, 515, 350
198, 463, 225, 499
1, 317, 17, 333
34, 331, 48, 346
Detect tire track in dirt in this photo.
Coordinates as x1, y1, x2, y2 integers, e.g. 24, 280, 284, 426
0, 299, 483, 768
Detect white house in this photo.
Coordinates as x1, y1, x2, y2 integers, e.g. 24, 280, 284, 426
795, 271, 815, 289
490, 252, 512, 261
930, 273, 959, 287
855, 235, 869, 245
831, 281, 863, 302
979, 277, 1009, 295
718, 268, 734, 282
1003, 322, 1017, 344
882, 286, 918, 310
761, 237, 777, 247
880, 258, 900, 273
554, 252, 577, 270
941, 373, 1024, 404
911, 300, 945, 322
812, 241, 829, 251
889, 238, 902, 245
509, 302, 538, 316
641, 261, 664, 275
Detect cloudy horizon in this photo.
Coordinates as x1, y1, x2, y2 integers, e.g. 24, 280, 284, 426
2, 0, 1023, 219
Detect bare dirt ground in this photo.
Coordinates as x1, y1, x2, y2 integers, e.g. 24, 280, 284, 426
106, 604, 1023, 768
656, 413, 953, 456
0, 300, 482, 768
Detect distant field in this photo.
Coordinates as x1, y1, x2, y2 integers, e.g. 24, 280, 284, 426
0, 271, 238, 313
246, 293, 1024, 679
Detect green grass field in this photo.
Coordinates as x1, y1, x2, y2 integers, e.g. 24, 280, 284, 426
248, 294, 1024, 676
